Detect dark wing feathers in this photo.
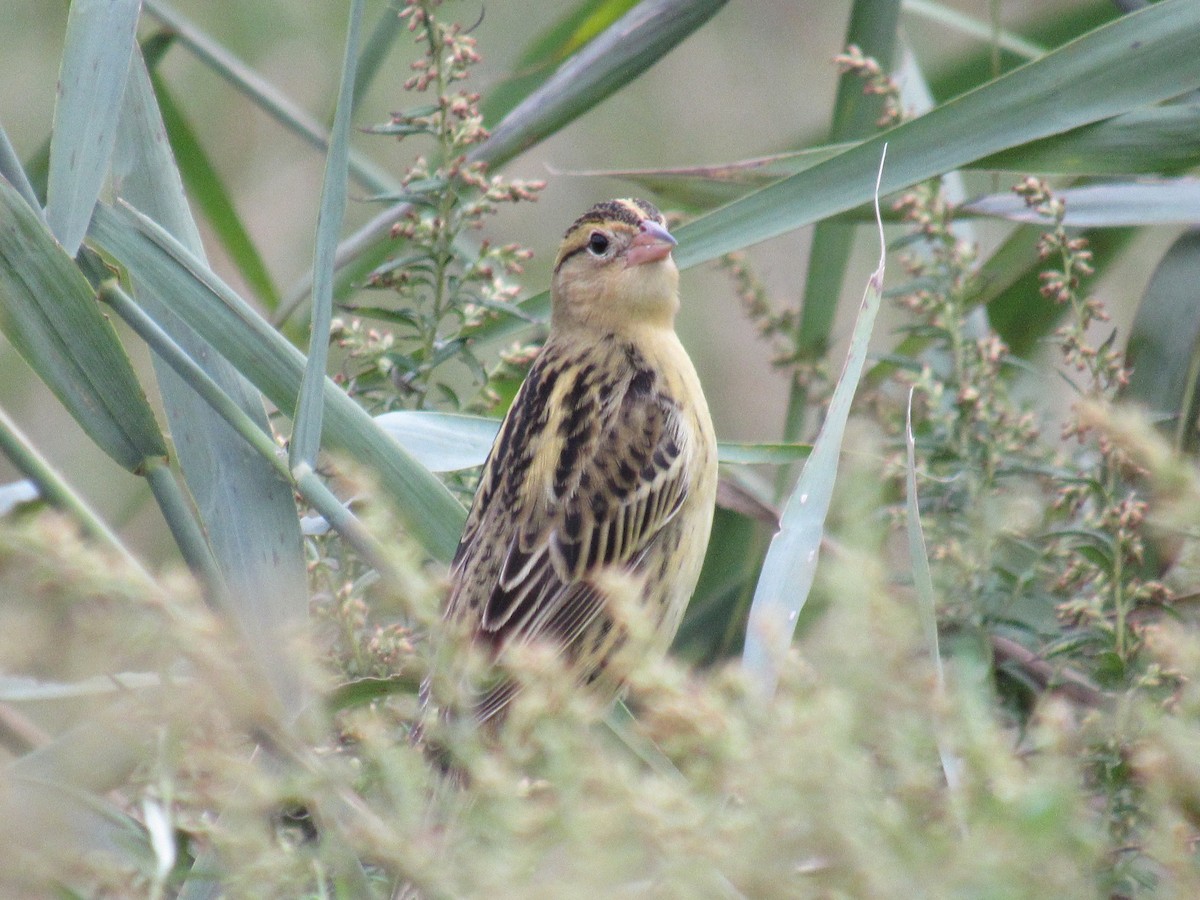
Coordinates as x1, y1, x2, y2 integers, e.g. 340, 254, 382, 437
447, 339, 691, 658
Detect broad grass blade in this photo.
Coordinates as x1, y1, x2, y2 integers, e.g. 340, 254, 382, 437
114, 49, 311, 712
0, 179, 166, 473
45, 0, 140, 255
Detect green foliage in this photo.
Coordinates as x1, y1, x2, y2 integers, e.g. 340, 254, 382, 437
347, 2, 543, 412
2, 0, 1200, 896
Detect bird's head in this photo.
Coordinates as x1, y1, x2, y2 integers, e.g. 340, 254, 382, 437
550, 198, 680, 333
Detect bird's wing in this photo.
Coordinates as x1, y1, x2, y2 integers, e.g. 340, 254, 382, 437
448, 349, 693, 656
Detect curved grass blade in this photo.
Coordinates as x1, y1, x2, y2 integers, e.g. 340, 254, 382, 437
742, 148, 888, 698
0, 179, 167, 473
327, 672, 424, 712
464, 6, 1200, 355
45, 0, 140, 256
675, 0, 1200, 269
1124, 230, 1200, 453
575, 102, 1200, 216
292, 0, 364, 470
87, 201, 466, 562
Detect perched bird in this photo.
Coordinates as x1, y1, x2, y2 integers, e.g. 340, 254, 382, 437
441, 198, 717, 723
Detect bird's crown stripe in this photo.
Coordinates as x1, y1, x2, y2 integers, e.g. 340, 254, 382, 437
561, 198, 663, 239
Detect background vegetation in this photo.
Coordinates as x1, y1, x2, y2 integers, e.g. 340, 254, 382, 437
3, 0, 1200, 895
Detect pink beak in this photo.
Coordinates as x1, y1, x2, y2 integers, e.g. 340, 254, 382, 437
624, 219, 677, 267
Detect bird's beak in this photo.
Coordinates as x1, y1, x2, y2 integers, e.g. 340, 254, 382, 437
625, 220, 677, 267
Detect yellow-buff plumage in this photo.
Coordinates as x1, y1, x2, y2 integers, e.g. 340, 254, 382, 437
443, 198, 717, 722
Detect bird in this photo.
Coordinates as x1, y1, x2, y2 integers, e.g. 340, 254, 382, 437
438, 198, 717, 724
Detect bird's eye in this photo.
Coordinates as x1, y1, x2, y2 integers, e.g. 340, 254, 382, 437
586, 231, 610, 256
